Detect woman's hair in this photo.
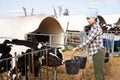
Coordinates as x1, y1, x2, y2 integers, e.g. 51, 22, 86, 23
95, 18, 97, 22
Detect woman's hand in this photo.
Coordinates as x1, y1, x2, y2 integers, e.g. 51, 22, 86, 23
72, 47, 86, 54
71, 47, 78, 54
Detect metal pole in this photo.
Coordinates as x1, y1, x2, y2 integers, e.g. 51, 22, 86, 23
14, 52, 18, 80
31, 49, 35, 80
49, 35, 52, 46
24, 53, 27, 80
46, 47, 49, 80
53, 67, 57, 80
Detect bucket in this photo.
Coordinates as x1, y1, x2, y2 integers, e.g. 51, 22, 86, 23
65, 59, 80, 74
42, 59, 46, 66
104, 52, 109, 63
118, 47, 120, 56
74, 56, 87, 69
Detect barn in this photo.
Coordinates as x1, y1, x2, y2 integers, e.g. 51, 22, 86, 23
0, 14, 120, 49
0, 14, 120, 80
0, 14, 88, 49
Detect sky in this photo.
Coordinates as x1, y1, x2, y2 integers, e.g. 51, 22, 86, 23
0, 0, 120, 18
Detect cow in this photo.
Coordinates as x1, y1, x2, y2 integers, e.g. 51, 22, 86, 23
9, 39, 64, 80
0, 42, 12, 80
3, 39, 43, 80
8, 39, 64, 67
2, 39, 64, 80
40, 45, 63, 67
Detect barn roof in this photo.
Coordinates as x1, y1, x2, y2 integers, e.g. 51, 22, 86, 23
0, 14, 120, 40
102, 14, 120, 25
57, 14, 120, 32
0, 14, 49, 39
32, 16, 64, 34
57, 15, 88, 32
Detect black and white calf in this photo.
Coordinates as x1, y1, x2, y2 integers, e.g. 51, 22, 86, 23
9, 39, 64, 79
0, 43, 12, 80
4, 39, 43, 80
0, 44, 12, 72
41, 46, 63, 67
1, 39, 64, 80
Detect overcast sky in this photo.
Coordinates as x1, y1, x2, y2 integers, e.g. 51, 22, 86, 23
0, 0, 120, 17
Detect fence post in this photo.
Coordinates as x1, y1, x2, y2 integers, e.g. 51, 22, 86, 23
45, 47, 49, 80
14, 52, 18, 80
31, 49, 35, 80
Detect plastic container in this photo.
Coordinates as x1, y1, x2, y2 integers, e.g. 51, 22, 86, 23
65, 59, 80, 74
104, 52, 109, 63
74, 56, 87, 69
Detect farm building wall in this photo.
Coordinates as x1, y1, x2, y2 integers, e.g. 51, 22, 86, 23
0, 14, 120, 49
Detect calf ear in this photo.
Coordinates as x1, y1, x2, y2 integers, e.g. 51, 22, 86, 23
57, 48, 62, 53
3, 40, 11, 44
25, 49, 31, 53
0, 53, 2, 57
22, 52, 25, 55
37, 43, 42, 49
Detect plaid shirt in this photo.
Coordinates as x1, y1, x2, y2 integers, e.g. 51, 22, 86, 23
77, 22, 103, 56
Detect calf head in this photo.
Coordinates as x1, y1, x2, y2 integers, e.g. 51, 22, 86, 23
0, 44, 11, 54
42, 47, 63, 67
0, 44, 12, 73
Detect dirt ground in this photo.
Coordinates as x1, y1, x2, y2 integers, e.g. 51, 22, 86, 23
40, 50, 120, 80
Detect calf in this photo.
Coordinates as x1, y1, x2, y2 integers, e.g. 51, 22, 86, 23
41, 46, 63, 67
3, 39, 64, 79
0, 43, 12, 79
4, 39, 43, 80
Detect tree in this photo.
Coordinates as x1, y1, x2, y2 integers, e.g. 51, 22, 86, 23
53, 6, 57, 18
63, 8, 69, 16
31, 8, 34, 15
22, 7, 27, 16
58, 6, 62, 17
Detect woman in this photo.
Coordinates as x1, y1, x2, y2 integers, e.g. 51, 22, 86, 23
72, 8, 105, 80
